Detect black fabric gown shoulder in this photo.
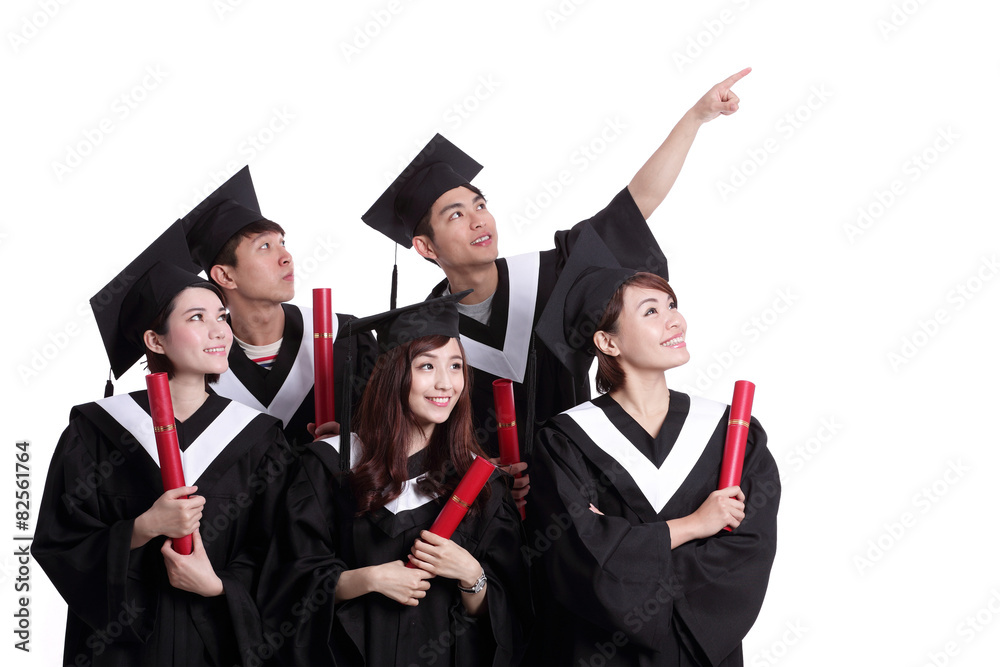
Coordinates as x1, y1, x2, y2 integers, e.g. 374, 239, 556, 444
212, 304, 378, 450
259, 437, 532, 666
427, 187, 664, 458
525, 392, 780, 666
33, 391, 293, 667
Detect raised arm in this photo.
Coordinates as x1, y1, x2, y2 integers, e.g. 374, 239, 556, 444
628, 67, 751, 219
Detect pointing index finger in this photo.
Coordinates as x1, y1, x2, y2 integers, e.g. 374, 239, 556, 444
720, 67, 752, 90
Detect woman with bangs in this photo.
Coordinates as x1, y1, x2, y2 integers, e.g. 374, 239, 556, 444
528, 229, 780, 666
33, 223, 291, 667
259, 294, 530, 667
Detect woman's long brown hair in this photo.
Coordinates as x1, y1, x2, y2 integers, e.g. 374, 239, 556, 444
350, 335, 490, 515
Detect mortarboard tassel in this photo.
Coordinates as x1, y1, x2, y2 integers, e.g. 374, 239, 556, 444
340, 321, 354, 473
390, 245, 399, 310
104, 368, 114, 398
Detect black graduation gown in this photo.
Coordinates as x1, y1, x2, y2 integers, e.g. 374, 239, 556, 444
33, 391, 293, 667
259, 437, 532, 666
427, 188, 665, 458
526, 392, 780, 666
212, 304, 378, 451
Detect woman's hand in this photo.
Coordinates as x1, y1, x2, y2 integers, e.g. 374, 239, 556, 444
161, 531, 224, 597
366, 561, 433, 606
308, 420, 341, 441
490, 457, 530, 509
668, 486, 746, 548
132, 486, 204, 549
409, 531, 481, 587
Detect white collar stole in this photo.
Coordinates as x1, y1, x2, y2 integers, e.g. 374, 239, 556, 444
96, 393, 260, 486
563, 396, 726, 513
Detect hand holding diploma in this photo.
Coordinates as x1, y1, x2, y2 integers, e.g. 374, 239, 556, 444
718, 380, 755, 532
405, 456, 495, 568
492, 379, 528, 518
146, 372, 194, 554
161, 530, 224, 597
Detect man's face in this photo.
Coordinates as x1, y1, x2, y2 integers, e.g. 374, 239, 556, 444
414, 186, 499, 270
226, 230, 295, 303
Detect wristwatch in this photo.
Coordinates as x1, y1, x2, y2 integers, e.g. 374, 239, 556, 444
457, 569, 487, 594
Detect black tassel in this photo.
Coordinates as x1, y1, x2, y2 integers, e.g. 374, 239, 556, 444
104, 368, 114, 397
340, 321, 354, 473
390, 244, 399, 310
390, 264, 398, 311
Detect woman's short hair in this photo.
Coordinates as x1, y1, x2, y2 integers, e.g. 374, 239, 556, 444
594, 272, 677, 394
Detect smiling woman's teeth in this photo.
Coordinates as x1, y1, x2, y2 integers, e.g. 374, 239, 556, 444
428, 397, 451, 406
471, 235, 489, 245
661, 336, 685, 347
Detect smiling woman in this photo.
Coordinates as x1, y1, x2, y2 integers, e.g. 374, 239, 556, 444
142, 285, 230, 388
258, 294, 531, 666
530, 229, 780, 665
31, 223, 293, 667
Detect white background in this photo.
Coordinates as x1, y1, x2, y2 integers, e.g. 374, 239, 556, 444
3, 2, 998, 665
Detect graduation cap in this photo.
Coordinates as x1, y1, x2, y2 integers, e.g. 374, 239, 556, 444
334, 290, 472, 470
362, 134, 483, 249
181, 166, 266, 272
536, 224, 670, 374
91, 220, 211, 385
362, 135, 482, 309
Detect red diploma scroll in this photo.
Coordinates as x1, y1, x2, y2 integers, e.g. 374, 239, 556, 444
406, 456, 496, 568
313, 288, 336, 427
492, 379, 525, 519
146, 372, 192, 555
718, 380, 755, 532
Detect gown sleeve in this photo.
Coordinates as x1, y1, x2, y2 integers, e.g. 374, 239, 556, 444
460, 477, 533, 667
668, 418, 780, 665
258, 448, 352, 666
32, 416, 156, 646
528, 425, 675, 651
552, 187, 667, 276
209, 420, 296, 666
530, 417, 779, 664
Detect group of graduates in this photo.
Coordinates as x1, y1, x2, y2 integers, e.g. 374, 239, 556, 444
34, 69, 780, 666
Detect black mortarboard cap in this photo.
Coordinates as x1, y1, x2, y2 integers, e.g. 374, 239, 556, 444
181, 166, 265, 271
536, 224, 669, 373
91, 221, 210, 379
362, 134, 483, 248
338, 289, 473, 356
